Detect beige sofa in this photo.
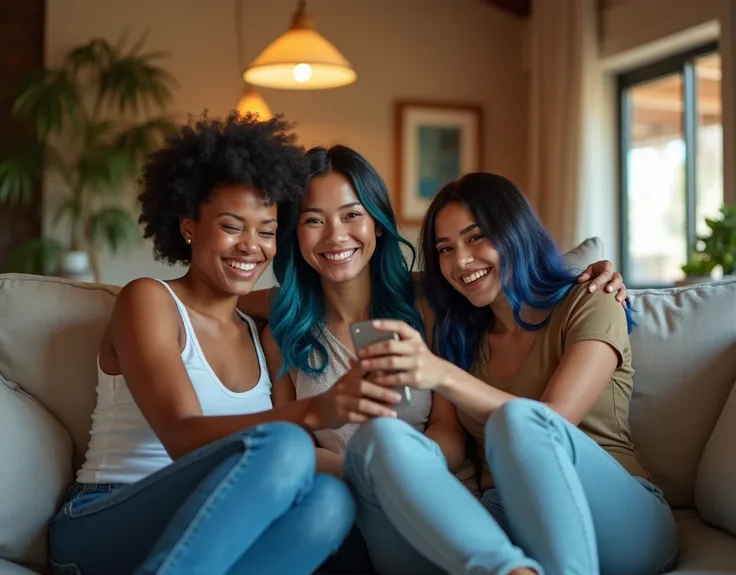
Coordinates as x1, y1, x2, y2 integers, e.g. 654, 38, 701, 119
1, 266, 736, 574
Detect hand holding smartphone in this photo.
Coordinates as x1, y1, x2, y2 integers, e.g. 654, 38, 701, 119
350, 320, 411, 404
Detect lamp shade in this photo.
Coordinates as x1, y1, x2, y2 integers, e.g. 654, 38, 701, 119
236, 88, 273, 120
244, 2, 356, 90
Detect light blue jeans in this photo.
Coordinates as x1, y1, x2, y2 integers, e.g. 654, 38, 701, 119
50, 422, 355, 575
343, 398, 678, 575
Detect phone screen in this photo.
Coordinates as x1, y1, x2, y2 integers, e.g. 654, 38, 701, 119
350, 321, 411, 404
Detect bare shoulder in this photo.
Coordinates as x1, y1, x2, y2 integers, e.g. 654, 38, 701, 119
116, 277, 173, 308
109, 278, 181, 341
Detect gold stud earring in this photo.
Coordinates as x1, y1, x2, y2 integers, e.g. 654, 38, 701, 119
186, 238, 192, 244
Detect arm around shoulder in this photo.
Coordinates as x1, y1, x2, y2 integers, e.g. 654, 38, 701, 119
260, 324, 296, 407
237, 286, 278, 322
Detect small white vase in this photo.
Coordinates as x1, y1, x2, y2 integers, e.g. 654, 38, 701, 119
60, 250, 94, 282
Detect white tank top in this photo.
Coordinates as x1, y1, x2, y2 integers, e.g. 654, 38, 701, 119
77, 280, 273, 484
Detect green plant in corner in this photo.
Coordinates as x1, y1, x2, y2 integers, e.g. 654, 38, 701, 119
0, 34, 178, 281
681, 202, 736, 278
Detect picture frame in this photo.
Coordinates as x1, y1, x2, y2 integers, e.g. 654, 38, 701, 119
394, 100, 483, 226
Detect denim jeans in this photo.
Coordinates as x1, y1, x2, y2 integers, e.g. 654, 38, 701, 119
49, 422, 356, 575
343, 398, 678, 575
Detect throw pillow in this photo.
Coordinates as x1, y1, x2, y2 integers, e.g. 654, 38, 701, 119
0, 372, 73, 568
695, 377, 736, 536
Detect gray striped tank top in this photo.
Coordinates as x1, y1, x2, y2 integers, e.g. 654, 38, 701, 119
293, 326, 433, 454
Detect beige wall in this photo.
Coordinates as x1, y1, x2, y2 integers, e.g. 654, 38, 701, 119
45, 0, 529, 287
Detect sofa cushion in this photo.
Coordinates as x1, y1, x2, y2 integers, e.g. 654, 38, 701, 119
0, 274, 119, 470
627, 279, 736, 509
561, 236, 604, 272
669, 514, 736, 573
695, 375, 736, 536
0, 558, 41, 575
0, 373, 73, 569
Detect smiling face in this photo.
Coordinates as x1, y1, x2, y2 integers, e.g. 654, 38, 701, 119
434, 202, 503, 307
180, 184, 277, 296
296, 172, 377, 285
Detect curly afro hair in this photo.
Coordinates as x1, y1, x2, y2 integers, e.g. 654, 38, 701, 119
138, 110, 309, 265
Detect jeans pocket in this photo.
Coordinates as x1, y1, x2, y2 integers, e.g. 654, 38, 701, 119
63, 483, 125, 518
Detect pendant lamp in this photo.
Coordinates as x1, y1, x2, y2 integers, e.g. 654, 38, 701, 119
244, 0, 356, 90
236, 88, 273, 120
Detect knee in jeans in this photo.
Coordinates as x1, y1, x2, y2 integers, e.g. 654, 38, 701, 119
250, 422, 316, 488
304, 475, 356, 545
345, 417, 444, 476
485, 398, 541, 442
347, 417, 415, 457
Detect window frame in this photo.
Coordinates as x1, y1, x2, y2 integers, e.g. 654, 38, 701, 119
617, 42, 720, 289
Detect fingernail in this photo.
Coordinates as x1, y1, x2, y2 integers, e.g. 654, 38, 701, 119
372, 320, 381, 327
589, 285, 597, 292
360, 360, 370, 369
392, 393, 402, 403
606, 285, 613, 292
390, 411, 398, 418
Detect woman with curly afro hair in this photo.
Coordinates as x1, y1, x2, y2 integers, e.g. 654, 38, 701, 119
48, 112, 399, 575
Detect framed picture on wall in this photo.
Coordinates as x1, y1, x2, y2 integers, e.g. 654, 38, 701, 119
394, 100, 483, 226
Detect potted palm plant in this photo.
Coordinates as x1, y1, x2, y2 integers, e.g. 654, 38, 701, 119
679, 202, 736, 286
0, 35, 178, 281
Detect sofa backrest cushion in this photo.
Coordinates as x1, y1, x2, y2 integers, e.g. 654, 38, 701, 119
0, 373, 73, 568
627, 279, 736, 508
0, 273, 119, 469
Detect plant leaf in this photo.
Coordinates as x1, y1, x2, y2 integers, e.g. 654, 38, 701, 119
6, 237, 66, 275
76, 145, 135, 195
52, 198, 81, 228
98, 49, 176, 116
0, 142, 75, 205
114, 116, 178, 167
11, 69, 82, 140
63, 38, 117, 78
84, 119, 116, 147
89, 207, 140, 253
0, 156, 36, 205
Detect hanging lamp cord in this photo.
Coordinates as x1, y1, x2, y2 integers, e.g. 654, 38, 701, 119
235, 0, 244, 76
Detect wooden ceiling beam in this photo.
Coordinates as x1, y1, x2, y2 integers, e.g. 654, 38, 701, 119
479, 0, 531, 18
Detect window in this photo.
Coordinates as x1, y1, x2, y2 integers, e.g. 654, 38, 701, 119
618, 44, 723, 287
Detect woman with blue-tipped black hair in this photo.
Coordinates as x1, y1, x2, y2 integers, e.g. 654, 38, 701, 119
344, 172, 677, 575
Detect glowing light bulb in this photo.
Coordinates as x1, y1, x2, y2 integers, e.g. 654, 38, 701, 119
293, 63, 313, 83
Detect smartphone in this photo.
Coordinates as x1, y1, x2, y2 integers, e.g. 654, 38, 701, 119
350, 320, 411, 404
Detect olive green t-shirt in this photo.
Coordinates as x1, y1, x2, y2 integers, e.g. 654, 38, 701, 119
458, 282, 650, 492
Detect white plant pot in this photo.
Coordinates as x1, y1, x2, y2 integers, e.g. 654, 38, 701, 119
60, 250, 94, 282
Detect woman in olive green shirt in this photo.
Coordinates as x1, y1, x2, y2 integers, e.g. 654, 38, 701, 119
344, 173, 677, 575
